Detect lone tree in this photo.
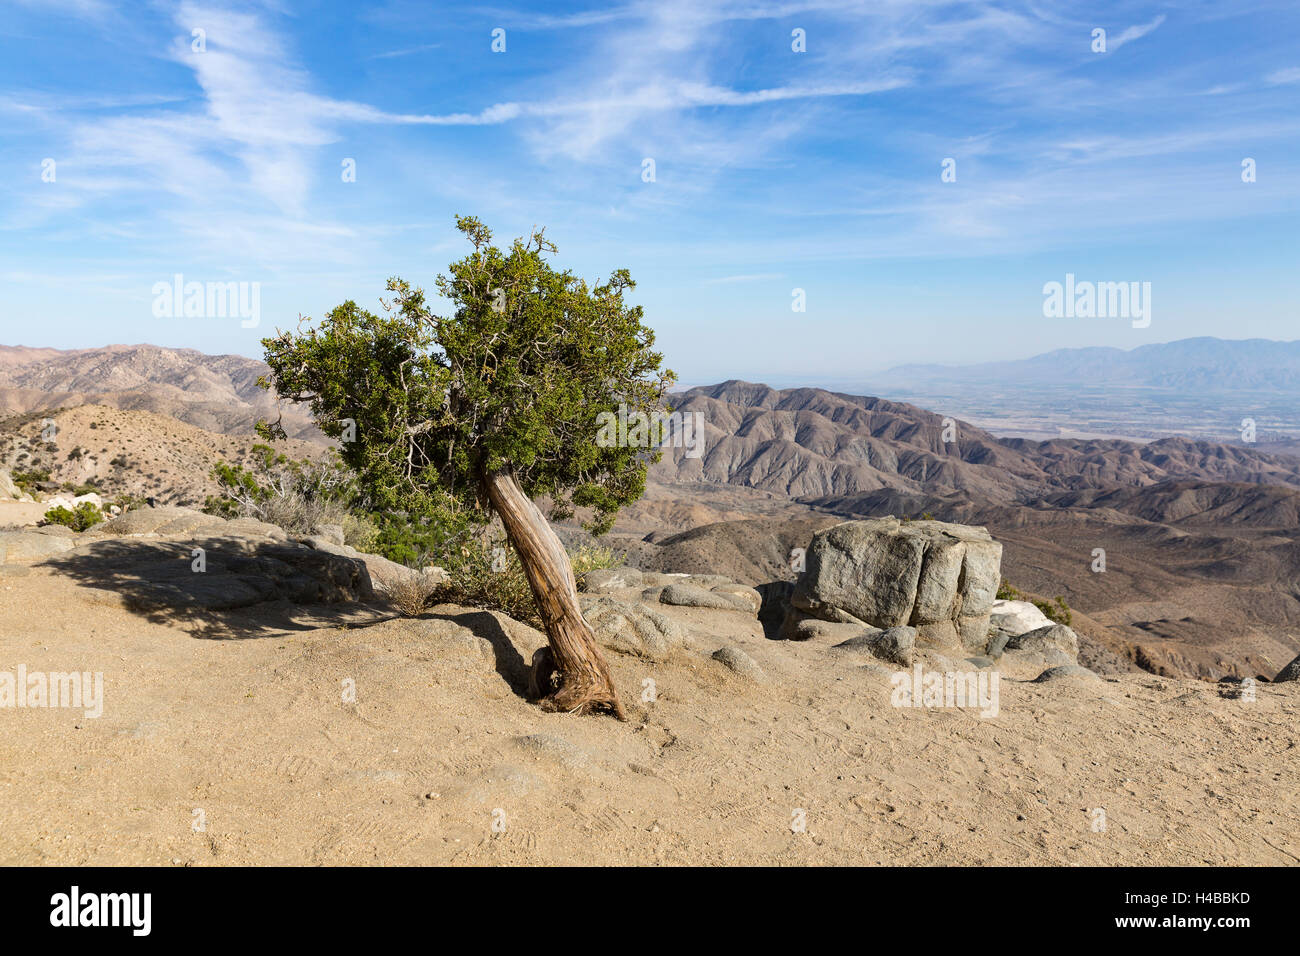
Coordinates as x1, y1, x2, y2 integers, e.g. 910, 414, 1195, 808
259, 217, 673, 718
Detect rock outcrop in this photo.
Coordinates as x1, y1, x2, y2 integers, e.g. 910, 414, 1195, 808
1275, 653, 1300, 683
581, 596, 686, 661
790, 517, 1002, 652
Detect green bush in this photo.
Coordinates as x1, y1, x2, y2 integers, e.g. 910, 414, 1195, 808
429, 536, 620, 628
569, 542, 621, 579
341, 512, 379, 552
10, 469, 50, 496
432, 534, 539, 626
203, 444, 356, 536
42, 501, 104, 532
110, 493, 148, 513
1034, 596, 1072, 626
996, 579, 1021, 601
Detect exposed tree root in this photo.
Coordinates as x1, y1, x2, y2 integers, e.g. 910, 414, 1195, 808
529, 647, 627, 720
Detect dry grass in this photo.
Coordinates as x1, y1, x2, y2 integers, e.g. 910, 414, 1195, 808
381, 573, 440, 618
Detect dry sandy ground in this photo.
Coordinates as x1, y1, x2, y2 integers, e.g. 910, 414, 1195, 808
1, 558, 1297, 867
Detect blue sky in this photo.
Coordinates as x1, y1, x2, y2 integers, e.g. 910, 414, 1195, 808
1, 0, 1297, 385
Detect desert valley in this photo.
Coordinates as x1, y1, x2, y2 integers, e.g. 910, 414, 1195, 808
1, 342, 1297, 867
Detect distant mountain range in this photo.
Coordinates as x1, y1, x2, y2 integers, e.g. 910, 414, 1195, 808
873, 337, 1300, 392
655, 380, 1300, 502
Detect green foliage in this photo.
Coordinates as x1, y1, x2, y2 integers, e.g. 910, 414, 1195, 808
10, 469, 50, 495
203, 444, 356, 535
996, 579, 1021, 601
258, 216, 674, 541
43, 501, 104, 532
432, 534, 540, 626
1034, 595, 1072, 626
368, 500, 478, 568
430, 537, 625, 627
110, 493, 148, 513
568, 542, 622, 579
341, 512, 379, 552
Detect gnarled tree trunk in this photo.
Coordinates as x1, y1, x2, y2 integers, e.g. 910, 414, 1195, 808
482, 468, 626, 719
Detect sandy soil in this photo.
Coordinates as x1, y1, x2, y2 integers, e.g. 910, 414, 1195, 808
1, 560, 1296, 866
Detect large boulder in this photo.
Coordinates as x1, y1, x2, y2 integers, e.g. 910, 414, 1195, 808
41, 534, 375, 609
98, 506, 227, 537
295, 535, 446, 591
1274, 653, 1300, 683
791, 518, 1002, 652
989, 599, 1053, 639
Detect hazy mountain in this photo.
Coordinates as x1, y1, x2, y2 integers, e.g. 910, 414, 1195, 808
874, 337, 1300, 392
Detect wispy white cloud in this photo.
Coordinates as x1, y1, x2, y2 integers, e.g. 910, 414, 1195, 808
1265, 66, 1300, 85
1108, 14, 1167, 50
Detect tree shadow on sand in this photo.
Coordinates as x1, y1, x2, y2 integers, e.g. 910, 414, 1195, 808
41, 535, 540, 704
423, 608, 535, 698
41, 534, 391, 641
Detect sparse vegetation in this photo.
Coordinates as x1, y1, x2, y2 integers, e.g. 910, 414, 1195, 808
204, 444, 355, 535
568, 542, 621, 579
1035, 595, 1072, 626
42, 501, 104, 532
997, 579, 1071, 625
10, 469, 50, 496
382, 573, 441, 618
431, 535, 539, 625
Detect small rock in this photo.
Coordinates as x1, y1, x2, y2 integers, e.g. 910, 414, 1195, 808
1032, 664, 1102, 683
711, 646, 766, 682
1007, 624, 1079, 662
660, 582, 752, 612
832, 626, 915, 666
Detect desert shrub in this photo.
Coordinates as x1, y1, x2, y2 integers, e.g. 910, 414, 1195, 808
204, 444, 356, 535
110, 493, 148, 513
42, 501, 104, 532
382, 573, 440, 618
341, 512, 379, 552
1034, 595, 1072, 626
429, 537, 622, 627
569, 542, 621, 579
11, 469, 50, 495
432, 534, 540, 626
996, 579, 1021, 601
